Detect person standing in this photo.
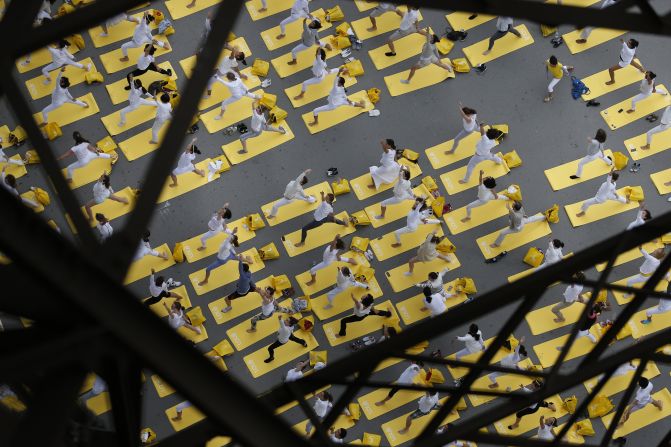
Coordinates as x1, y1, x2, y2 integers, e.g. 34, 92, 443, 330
617, 377, 664, 427
95, 213, 114, 241
288, 18, 331, 65
375, 362, 425, 406
575, 0, 618, 44
124, 44, 173, 89
248, 286, 293, 332
57, 131, 112, 183
626, 71, 667, 113
41, 39, 91, 84
398, 391, 441, 434
406, 232, 453, 275
198, 205, 233, 251
490, 202, 547, 248
570, 129, 612, 180
384, 6, 421, 57
118, 12, 166, 62
391, 198, 440, 248
537, 239, 565, 270
169, 137, 205, 187
461, 170, 503, 222
641, 105, 671, 150
309, 69, 366, 126
455, 323, 485, 359
367, 2, 395, 31
221, 262, 258, 313
294, 48, 338, 100
375, 167, 414, 219
40, 68, 89, 124
551, 272, 586, 323
198, 235, 241, 286
575, 169, 629, 217
337, 294, 392, 337
276, 0, 311, 39
626, 201, 651, 230
445, 103, 478, 155
488, 337, 528, 388
420, 287, 448, 317
145, 268, 182, 306
368, 139, 400, 190
84, 174, 129, 221
482, 17, 522, 56
544, 55, 573, 103
206, 45, 247, 97
238, 103, 286, 154
305, 235, 356, 286
295, 191, 349, 247
605, 38, 645, 85
163, 301, 201, 335
459, 124, 503, 184
625, 246, 669, 292
305, 391, 334, 435
149, 93, 172, 145
267, 169, 316, 219
400, 29, 452, 84
324, 267, 368, 309
415, 269, 452, 298
264, 316, 308, 363
134, 230, 168, 261
118, 75, 155, 127
213, 72, 261, 120
537, 416, 558, 440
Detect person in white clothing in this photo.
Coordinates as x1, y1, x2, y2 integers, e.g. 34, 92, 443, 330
606, 38, 645, 85
163, 301, 201, 334
537, 415, 557, 440
118, 75, 155, 127
385, 6, 420, 56
459, 124, 503, 184
627, 201, 651, 230
627, 71, 667, 113
276, 0, 311, 38
325, 267, 368, 309
491, 202, 547, 247
305, 235, 356, 286
551, 272, 586, 323
488, 337, 528, 388
198, 205, 233, 251
406, 232, 453, 275
309, 68, 365, 126
640, 281, 671, 325
576, 169, 629, 217
206, 45, 247, 97
570, 129, 612, 179
213, 72, 261, 120
95, 213, 114, 241
288, 18, 331, 65
267, 169, 316, 218
401, 29, 452, 84
375, 362, 426, 406
285, 360, 310, 382
392, 198, 440, 247
625, 246, 669, 293
0, 167, 40, 209
169, 138, 205, 187
119, 12, 166, 61
617, 377, 663, 427
264, 316, 307, 363
135, 230, 168, 261
57, 132, 112, 183
537, 239, 565, 270
398, 391, 441, 434
445, 103, 478, 155
304, 391, 333, 434
641, 106, 671, 150
125, 44, 173, 89
145, 267, 183, 306
462, 171, 504, 222
375, 167, 415, 219
84, 174, 129, 221
248, 286, 293, 331
415, 269, 452, 298
198, 235, 242, 285
337, 294, 391, 336
40, 69, 89, 124
455, 323, 485, 359
368, 139, 400, 189
0, 138, 27, 166
41, 39, 91, 84
34, 0, 55, 26
435, 424, 472, 447
149, 93, 173, 144
367, 2, 395, 31
99, 13, 132, 37
296, 192, 349, 246
238, 103, 286, 154
483, 17, 522, 55
294, 48, 338, 100
420, 287, 447, 317
328, 428, 347, 443
575, 0, 618, 44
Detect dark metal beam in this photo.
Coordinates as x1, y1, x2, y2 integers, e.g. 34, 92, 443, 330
600, 360, 647, 446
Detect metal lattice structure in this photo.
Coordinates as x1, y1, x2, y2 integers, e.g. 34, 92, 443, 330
1, 0, 671, 446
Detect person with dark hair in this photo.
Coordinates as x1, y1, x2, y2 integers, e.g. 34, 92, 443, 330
125, 44, 173, 89
398, 390, 442, 434
288, 18, 331, 65
488, 336, 528, 388
221, 261, 259, 312
198, 205, 234, 251
264, 315, 308, 363
538, 239, 565, 269
198, 235, 245, 286
556, 303, 605, 348
95, 213, 114, 241
163, 300, 201, 335
134, 230, 169, 261
213, 72, 260, 120
306, 234, 356, 286
551, 272, 586, 323
491, 201, 547, 247
305, 391, 334, 435
248, 286, 293, 332
325, 266, 368, 309
267, 169, 315, 219
384, 6, 420, 57
118, 75, 154, 127
406, 231, 453, 275
544, 55, 573, 103
57, 131, 112, 183
119, 11, 167, 62
368, 139, 400, 189
627, 71, 667, 113
206, 44, 248, 97
617, 377, 663, 427
295, 191, 349, 247
401, 29, 452, 84
84, 173, 129, 221
537, 415, 558, 440
571, 129, 612, 179
238, 103, 286, 154
375, 361, 425, 406
640, 280, 671, 325
41, 39, 91, 83
376, 166, 414, 219
606, 38, 645, 85
482, 16, 522, 56
576, 168, 629, 217
421, 286, 447, 317
507, 383, 556, 430
276, 0, 311, 38
40, 67, 89, 124
0, 166, 40, 209
435, 423, 473, 446
459, 123, 503, 184
391, 198, 440, 248
415, 269, 452, 297
294, 48, 338, 100
328, 427, 347, 443
461, 170, 502, 222
625, 246, 669, 293
445, 102, 478, 155
456, 323, 485, 359
145, 267, 182, 306
309, 68, 365, 126
169, 137, 205, 187
626, 201, 651, 230
149, 92, 173, 145
337, 294, 392, 337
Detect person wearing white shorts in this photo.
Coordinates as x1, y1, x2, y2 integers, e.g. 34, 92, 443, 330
401, 29, 452, 84
627, 71, 667, 113
169, 137, 205, 187
606, 38, 645, 85
385, 6, 420, 56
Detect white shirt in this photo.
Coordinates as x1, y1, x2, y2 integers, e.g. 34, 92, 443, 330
217, 56, 238, 75
149, 273, 168, 297
418, 393, 439, 413
250, 108, 266, 132
132, 19, 152, 44
284, 172, 308, 199
475, 135, 496, 156
48, 46, 73, 66
311, 57, 328, 78
640, 78, 655, 95
168, 308, 185, 328
458, 330, 484, 353
563, 284, 583, 303
586, 139, 604, 156
424, 293, 447, 316
137, 53, 155, 70
220, 77, 247, 97
353, 301, 372, 317
216, 238, 235, 260
544, 242, 563, 265
176, 151, 196, 171
537, 424, 554, 440
639, 248, 660, 275
476, 183, 495, 201
52, 79, 73, 104
261, 298, 275, 316
155, 100, 172, 121
496, 17, 514, 32
398, 365, 421, 384
620, 41, 636, 65
286, 368, 303, 382
93, 181, 112, 203
313, 397, 332, 417
313, 201, 333, 221
128, 83, 147, 105
463, 114, 478, 132
634, 381, 653, 404
277, 319, 293, 344
290, 0, 309, 16
500, 344, 522, 368
595, 175, 616, 200
393, 176, 414, 200
627, 210, 646, 230
328, 76, 348, 106
416, 269, 449, 294
97, 222, 113, 241
399, 9, 419, 31
322, 245, 339, 264
207, 213, 225, 232
335, 269, 354, 289
71, 142, 91, 161
329, 433, 344, 444
405, 207, 423, 230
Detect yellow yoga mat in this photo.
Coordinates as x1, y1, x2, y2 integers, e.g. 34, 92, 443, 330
601, 389, 671, 438
425, 128, 499, 170
386, 256, 461, 293
261, 182, 332, 226
444, 195, 509, 235
166, 0, 221, 20
396, 282, 467, 325
544, 149, 614, 191
80, 374, 97, 394
463, 25, 534, 67
227, 299, 300, 351
245, 0, 293, 21
105, 61, 176, 105
624, 127, 671, 161
244, 330, 317, 378
99, 36, 171, 74
166, 402, 205, 431
157, 158, 221, 203
21, 191, 44, 213
146, 285, 191, 317
222, 120, 295, 164
652, 168, 671, 194
581, 62, 645, 101
261, 9, 331, 50
611, 274, 669, 305
271, 37, 339, 78
368, 31, 427, 70
629, 307, 671, 339
358, 376, 430, 420
151, 375, 176, 398
281, 212, 356, 257
34, 93, 100, 127
274, 385, 331, 415
601, 86, 670, 130
15, 41, 82, 74
0, 156, 28, 179
66, 186, 136, 231
584, 360, 659, 396
124, 243, 175, 285
382, 398, 459, 447
476, 217, 551, 259
312, 276, 383, 321
207, 436, 233, 447
385, 59, 455, 96
354, 0, 378, 12
86, 392, 112, 415
351, 158, 421, 200
301, 91, 373, 134
62, 152, 116, 189
533, 326, 604, 368
293, 414, 356, 435
446, 12, 494, 31
200, 90, 262, 133
295, 250, 368, 296
365, 184, 431, 229
179, 38, 253, 78
181, 322, 210, 344
469, 358, 534, 407
89, 11, 157, 48
101, 103, 155, 136
565, 187, 640, 227
526, 300, 586, 335
198, 68, 260, 111
207, 276, 276, 324
188, 247, 264, 295
494, 395, 565, 436
564, 28, 626, 54
25, 58, 95, 100
285, 73, 357, 109
440, 152, 509, 195
180, 216, 255, 263
446, 335, 519, 379
596, 241, 663, 272
322, 300, 399, 346
117, 127, 164, 162
370, 224, 443, 262
352, 8, 421, 41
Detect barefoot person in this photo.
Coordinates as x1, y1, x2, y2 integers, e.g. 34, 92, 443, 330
308, 68, 365, 127
605, 38, 645, 85
400, 29, 452, 84
483, 17, 522, 56
305, 235, 356, 286
238, 103, 286, 154
575, 169, 629, 217
617, 377, 664, 428
368, 139, 400, 190
169, 137, 205, 187
384, 6, 420, 57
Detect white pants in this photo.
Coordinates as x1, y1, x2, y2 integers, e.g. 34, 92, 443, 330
626, 273, 651, 287
291, 42, 313, 60
326, 281, 366, 303
580, 27, 594, 40
119, 98, 155, 124
462, 153, 503, 182
0, 156, 24, 166
381, 196, 410, 207
646, 302, 671, 319
394, 220, 440, 243
494, 214, 545, 246
66, 153, 111, 179
240, 123, 283, 143
279, 13, 305, 34
42, 59, 84, 79
300, 74, 327, 93
578, 329, 597, 343
451, 128, 475, 151
41, 97, 87, 122
134, 246, 160, 261
176, 401, 192, 413
310, 257, 351, 276
646, 123, 671, 145
121, 38, 165, 57
630, 92, 651, 111
151, 117, 169, 142
313, 100, 348, 117
220, 92, 259, 111
548, 77, 561, 93
580, 192, 626, 213
465, 198, 492, 217
200, 229, 221, 247
575, 152, 612, 177
269, 195, 314, 217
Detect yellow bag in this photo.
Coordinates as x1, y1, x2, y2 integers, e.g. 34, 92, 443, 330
24, 150, 40, 164
436, 38, 454, 55
85, 71, 104, 84
451, 58, 470, 73
436, 237, 456, 254
186, 306, 206, 327
563, 395, 578, 414
1, 395, 26, 412
331, 178, 351, 196
350, 236, 369, 252
70, 34, 85, 50
502, 184, 522, 201
587, 394, 613, 418
164, 25, 176, 36
58, 4, 75, 16
492, 124, 509, 134
272, 274, 292, 291
576, 419, 595, 436
545, 204, 560, 224
367, 88, 381, 104
333, 35, 352, 49
430, 196, 445, 217
503, 150, 522, 168
540, 24, 558, 37
355, 265, 375, 283
44, 122, 62, 140
227, 32, 237, 42
524, 247, 544, 267
612, 151, 629, 170
344, 59, 364, 77
152, 9, 165, 24
350, 210, 371, 226
425, 368, 446, 384
325, 5, 345, 22
164, 77, 178, 92
348, 402, 361, 421
269, 106, 287, 123
362, 433, 381, 447
173, 242, 185, 263
8, 126, 27, 146
298, 315, 315, 332
335, 22, 351, 36
32, 187, 50, 206
625, 186, 644, 201
140, 428, 157, 444
251, 59, 270, 77
246, 213, 266, 230
213, 339, 234, 356
662, 233, 671, 244
456, 277, 477, 294
259, 242, 280, 260
259, 92, 277, 109
580, 289, 608, 304
97, 136, 118, 153
386, 315, 402, 333
421, 176, 438, 192
402, 149, 420, 162
309, 350, 327, 366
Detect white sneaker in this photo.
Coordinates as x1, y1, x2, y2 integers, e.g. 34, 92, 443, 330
368, 109, 380, 117
166, 278, 181, 288
99, 32, 108, 37
307, 196, 317, 203
667, 195, 671, 202
261, 79, 272, 88
404, 271, 412, 276
86, 63, 92, 72
400, 79, 410, 84
214, 115, 223, 120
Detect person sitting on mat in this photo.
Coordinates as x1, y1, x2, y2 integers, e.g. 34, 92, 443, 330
336, 294, 392, 337
40, 68, 89, 125
287, 17, 332, 65
483, 16, 522, 56
605, 38, 645, 85
384, 6, 420, 57
368, 139, 400, 190
84, 173, 129, 221
294, 191, 350, 247
401, 29, 452, 84
391, 198, 440, 248
576, 169, 630, 217
169, 137, 205, 187
308, 68, 366, 127
57, 131, 113, 184
264, 315, 308, 363
490, 201, 548, 248
406, 231, 453, 275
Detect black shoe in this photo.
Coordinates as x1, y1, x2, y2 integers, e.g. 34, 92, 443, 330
264, 357, 274, 363
124, 85, 131, 90
165, 68, 173, 76
385, 52, 396, 57
474, 64, 486, 73
301, 341, 308, 348
586, 100, 600, 107
570, 175, 579, 179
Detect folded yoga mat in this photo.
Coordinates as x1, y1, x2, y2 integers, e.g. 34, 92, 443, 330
188, 248, 264, 296
221, 120, 295, 164
368, 30, 428, 70
25, 58, 95, 100
15, 40, 82, 74
350, 158, 421, 200
157, 158, 221, 203
271, 37, 339, 78
180, 216, 255, 263
354, 0, 378, 12
89, 11, 157, 48
34, 93, 100, 127
544, 149, 614, 191
525, 300, 586, 335
581, 62, 645, 101
101, 103, 156, 136
200, 89, 264, 133
601, 86, 670, 130
446, 335, 519, 379
285, 73, 357, 109
146, 285, 191, 317
66, 186, 136, 231
439, 152, 510, 195
469, 358, 534, 407
365, 184, 431, 229
62, 152, 116, 189
358, 375, 430, 420
584, 360, 660, 396
624, 127, 671, 161
425, 127, 499, 169
382, 397, 459, 447
281, 212, 356, 257
117, 127, 164, 162
351, 7, 422, 41
564, 187, 640, 227
444, 194, 509, 235
533, 326, 604, 368
564, 28, 626, 54
295, 250, 369, 296
611, 274, 669, 305
260, 9, 331, 50
179, 37, 253, 78
227, 299, 300, 351
396, 281, 467, 325
166, 401, 205, 431
166, 0, 221, 20
261, 182, 332, 226
628, 307, 671, 339
445, 11, 494, 31
370, 224, 444, 262
244, 330, 318, 378
601, 389, 671, 438
493, 395, 566, 436
385, 58, 455, 96
301, 91, 373, 134
463, 25, 534, 67
245, 0, 293, 21
86, 392, 112, 416
311, 276, 383, 321
208, 276, 278, 324
595, 241, 663, 272
0, 156, 28, 179
99, 36, 171, 74
386, 256, 461, 293
151, 375, 175, 398
476, 216, 551, 259
105, 61, 176, 105
322, 300, 399, 346
198, 68, 261, 111
124, 243, 175, 285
